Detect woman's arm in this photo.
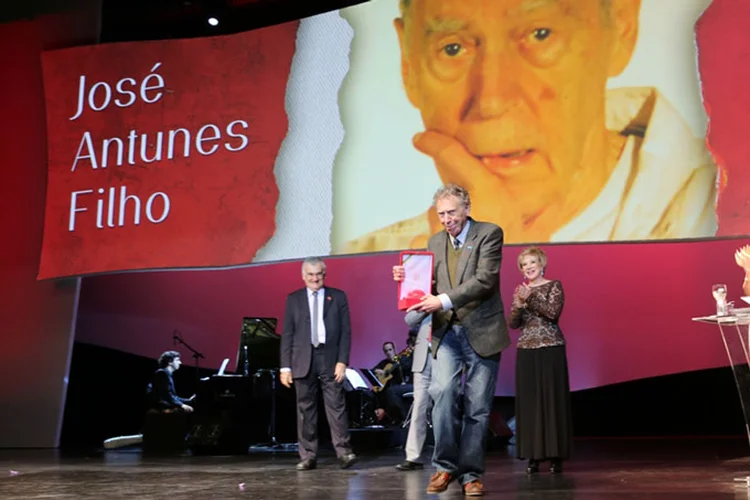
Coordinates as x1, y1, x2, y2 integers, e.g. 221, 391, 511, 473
526, 281, 565, 321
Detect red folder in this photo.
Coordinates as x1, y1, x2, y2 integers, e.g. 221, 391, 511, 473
397, 251, 434, 311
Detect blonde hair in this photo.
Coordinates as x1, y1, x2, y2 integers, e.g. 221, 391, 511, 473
517, 247, 547, 271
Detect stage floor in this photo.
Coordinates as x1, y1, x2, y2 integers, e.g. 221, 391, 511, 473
2, 439, 750, 499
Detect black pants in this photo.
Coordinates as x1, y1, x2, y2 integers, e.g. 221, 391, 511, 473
294, 349, 352, 460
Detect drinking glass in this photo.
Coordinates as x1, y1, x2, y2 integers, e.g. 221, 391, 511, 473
713, 284, 728, 316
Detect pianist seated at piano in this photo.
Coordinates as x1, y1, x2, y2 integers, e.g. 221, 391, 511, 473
147, 350, 194, 413
373, 339, 415, 425
104, 352, 195, 451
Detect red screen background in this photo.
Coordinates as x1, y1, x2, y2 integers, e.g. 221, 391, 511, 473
1, 0, 750, 447
75, 238, 743, 396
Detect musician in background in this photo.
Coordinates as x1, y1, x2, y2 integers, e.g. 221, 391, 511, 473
374, 342, 410, 384
105, 350, 193, 451
148, 350, 194, 413
373, 340, 414, 425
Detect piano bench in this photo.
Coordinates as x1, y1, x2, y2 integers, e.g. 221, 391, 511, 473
142, 410, 189, 454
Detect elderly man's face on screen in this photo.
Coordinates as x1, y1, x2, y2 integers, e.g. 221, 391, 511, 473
395, 0, 640, 241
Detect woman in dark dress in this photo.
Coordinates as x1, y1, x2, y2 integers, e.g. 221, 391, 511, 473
509, 247, 572, 474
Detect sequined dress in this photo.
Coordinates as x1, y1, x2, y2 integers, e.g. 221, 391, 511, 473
509, 280, 572, 461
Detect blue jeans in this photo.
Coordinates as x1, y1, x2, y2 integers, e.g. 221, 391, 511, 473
429, 325, 500, 485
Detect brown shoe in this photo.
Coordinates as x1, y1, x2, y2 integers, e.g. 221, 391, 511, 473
462, 480, 484, 496
426, 471, 454, 493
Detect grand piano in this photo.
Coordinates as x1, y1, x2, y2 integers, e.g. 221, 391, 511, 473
188, 317, 297, 454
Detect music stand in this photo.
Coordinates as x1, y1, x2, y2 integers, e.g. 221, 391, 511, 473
345, 368, 370, 390
239, 318, 296, 453
345, 369, 380, 429
247, 368, 297, 453
360, 368, 384, 390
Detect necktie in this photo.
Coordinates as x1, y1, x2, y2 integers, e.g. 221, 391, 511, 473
312, 291, 319, 347
453, 238, 461, 250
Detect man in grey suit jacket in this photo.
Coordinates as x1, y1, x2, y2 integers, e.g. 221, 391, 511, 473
393, 184, 509, 496
280, 257, 357, 471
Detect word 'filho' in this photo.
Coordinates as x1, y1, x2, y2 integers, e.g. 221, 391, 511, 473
69, 186, 170, 232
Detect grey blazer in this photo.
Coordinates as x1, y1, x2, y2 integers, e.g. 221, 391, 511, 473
428, 218, 510, 358
410, 315, 432, 373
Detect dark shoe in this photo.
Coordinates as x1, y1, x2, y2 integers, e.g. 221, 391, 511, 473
549, 459, 563, 474
426, 471, 454, 493
462, 480, 484, 497
526, 459, 540, 475
296, 458, 316, 471
340, 453, 358, 469
395, 460, 424, 471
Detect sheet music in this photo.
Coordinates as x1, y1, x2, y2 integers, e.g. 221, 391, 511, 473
345, 368, 368, 390
218, 358, 230, 376
360, 368, 384, 388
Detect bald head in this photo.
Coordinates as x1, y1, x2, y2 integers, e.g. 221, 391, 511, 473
400, 0, 613, 21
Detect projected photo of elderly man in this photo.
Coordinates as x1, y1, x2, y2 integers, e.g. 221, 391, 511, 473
343, 0, 716, 253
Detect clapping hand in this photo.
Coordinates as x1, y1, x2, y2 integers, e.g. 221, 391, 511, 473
735, 245, 750, 272
512, 283, 530, 309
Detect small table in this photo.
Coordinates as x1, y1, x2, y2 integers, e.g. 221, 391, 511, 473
693, 309, 750, 486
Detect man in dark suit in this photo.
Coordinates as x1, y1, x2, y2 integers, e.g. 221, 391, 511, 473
393, 184, 510, 496
280, 257, 357, 471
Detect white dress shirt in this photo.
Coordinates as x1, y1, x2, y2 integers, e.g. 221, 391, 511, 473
308, 286, 327, 345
